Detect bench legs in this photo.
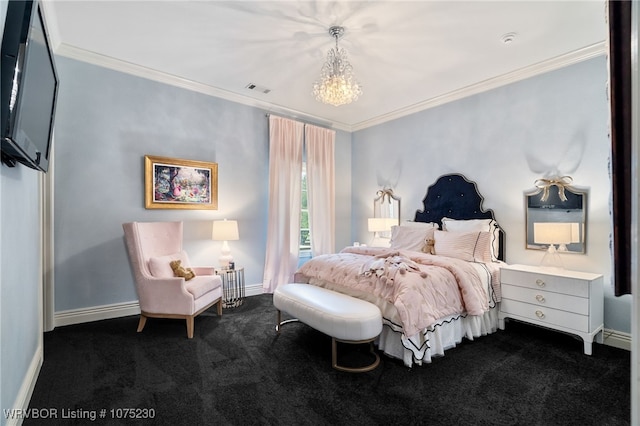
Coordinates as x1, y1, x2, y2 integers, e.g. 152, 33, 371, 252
275, 309, 299, 333
332, 337, 381, 373
276, 309, 381, 373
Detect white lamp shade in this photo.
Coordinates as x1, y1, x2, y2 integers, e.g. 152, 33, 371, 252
533, 222, 574, 245
570, 222, 581, 243
212, 220, 239, 241
368, 217, 394, 233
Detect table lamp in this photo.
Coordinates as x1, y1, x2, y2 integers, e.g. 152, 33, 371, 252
212, 219, 239, 268
533, 222, 575, 268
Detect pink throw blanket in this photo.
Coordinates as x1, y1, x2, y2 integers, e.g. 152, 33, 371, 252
296, 247, 495, 337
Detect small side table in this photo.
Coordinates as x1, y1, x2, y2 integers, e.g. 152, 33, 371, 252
215, 267, 245, 308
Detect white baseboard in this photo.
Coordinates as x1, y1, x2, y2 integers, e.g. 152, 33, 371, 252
54, 301, 141, 328
54, 288, 630, 353
5, 343, 43, 426
54, 284, 266, 328
602, 328, 632, 351
245, 283, 264, 297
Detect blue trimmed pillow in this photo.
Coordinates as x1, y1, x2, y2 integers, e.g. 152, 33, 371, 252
441, 218, 499, 261
434, 230, 492, 262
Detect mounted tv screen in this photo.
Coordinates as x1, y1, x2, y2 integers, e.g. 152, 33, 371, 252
1, 0, 58, 172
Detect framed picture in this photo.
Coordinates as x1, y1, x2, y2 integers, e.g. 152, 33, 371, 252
144, 155, 218, 210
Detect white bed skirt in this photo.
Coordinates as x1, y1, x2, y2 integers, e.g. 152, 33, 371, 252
301, 276, 500, 368
377, 307, 499, 367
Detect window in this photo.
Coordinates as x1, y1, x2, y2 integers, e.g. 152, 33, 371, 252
300, 162, 311, 252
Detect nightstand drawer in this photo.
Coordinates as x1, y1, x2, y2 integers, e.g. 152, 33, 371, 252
500, 299, 588, 332
501, 285, 589, 315
499, 264, 604, 355
501, 268, 589, 297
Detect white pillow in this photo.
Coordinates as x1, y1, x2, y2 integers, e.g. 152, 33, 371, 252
390, 226, 435, 252
441, 217, 499, 261
434, 230, 493, 262
148, 251, 192, 278
401, 221, 439, 229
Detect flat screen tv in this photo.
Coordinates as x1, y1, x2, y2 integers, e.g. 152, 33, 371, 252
1, 0, 58, 172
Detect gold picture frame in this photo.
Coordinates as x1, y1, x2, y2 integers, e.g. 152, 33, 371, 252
144, 155, 218, 210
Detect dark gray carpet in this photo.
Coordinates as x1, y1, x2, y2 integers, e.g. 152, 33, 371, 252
26, 294, 629, 425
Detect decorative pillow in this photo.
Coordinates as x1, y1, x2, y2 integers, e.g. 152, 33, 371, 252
441, 217, 500, 261
434, 230, 493, 262
148, 251, 192, 278
400, 221, 439, 229
390, 226, 435, 252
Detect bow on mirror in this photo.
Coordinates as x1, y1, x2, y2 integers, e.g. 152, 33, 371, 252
376, 188, 396, 204
534, 176, 574, 202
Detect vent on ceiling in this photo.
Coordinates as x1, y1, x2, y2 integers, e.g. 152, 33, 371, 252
245, 83, 271, 94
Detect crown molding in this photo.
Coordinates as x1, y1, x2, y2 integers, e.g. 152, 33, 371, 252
54, 44, 352, 132
55, 41, 606, 133
350, 42, 607, 131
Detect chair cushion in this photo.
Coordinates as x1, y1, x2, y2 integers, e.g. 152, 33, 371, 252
148, 251, 191, 278
185, 275, 221, 299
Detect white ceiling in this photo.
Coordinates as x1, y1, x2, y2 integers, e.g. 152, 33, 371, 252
43, 1, 608, 131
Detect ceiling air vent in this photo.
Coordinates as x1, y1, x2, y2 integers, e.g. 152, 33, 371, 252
245, 83, 271, 94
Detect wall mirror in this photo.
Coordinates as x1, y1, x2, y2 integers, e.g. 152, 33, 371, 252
372, 188, 400, 238
525, 181, 587, 254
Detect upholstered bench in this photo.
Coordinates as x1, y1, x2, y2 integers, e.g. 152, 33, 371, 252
273, 283, 383, 373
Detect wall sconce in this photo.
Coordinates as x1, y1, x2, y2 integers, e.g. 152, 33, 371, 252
533, 222, 579, 268
212, 219, 239, 268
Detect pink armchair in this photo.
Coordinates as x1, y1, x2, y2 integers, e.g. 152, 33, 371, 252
122, 221, 223, 338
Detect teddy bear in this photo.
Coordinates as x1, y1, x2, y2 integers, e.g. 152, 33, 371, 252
422, 238, 436, 255
170, 259, 196, 281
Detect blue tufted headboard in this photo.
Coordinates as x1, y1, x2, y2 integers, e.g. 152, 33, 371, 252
414, 173, 505, 261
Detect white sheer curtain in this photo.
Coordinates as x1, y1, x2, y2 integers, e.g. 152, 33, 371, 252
305, 124, 336, 256
262, 116, 304, 293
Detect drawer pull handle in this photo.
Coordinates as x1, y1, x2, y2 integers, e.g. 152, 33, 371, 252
535, 295, 546, 303
535, 279, 546, 287
535, 310, 545, 319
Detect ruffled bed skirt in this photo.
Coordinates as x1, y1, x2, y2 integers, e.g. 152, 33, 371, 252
376, 307, 499, 367
301, 276, 499, 368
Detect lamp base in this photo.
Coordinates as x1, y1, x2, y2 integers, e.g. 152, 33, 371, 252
539, 244, 564, 269
218, 254, 233, 269
218, 241, 233, 268
370, 236, 391, 248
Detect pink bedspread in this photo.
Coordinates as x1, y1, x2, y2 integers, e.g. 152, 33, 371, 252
295, 247, 498, 337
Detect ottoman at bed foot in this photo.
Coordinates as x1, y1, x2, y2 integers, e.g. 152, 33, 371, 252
273, 283, 383, 373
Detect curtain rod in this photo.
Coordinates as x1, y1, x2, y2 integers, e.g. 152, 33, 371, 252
265, 113, 334, 130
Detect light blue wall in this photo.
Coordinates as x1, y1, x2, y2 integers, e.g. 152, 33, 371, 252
53, 56, 352, 311
54, 54, 629, 332
0, 166, 41, 425
0, 1, 43, 422
352, 57, 630, 333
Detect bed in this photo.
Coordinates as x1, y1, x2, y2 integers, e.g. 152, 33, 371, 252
294, 174, 505, 367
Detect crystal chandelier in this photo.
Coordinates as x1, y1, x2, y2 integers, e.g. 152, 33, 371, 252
312, 26, 362, 106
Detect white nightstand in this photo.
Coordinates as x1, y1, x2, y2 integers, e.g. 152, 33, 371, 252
498, 264, 604, 355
